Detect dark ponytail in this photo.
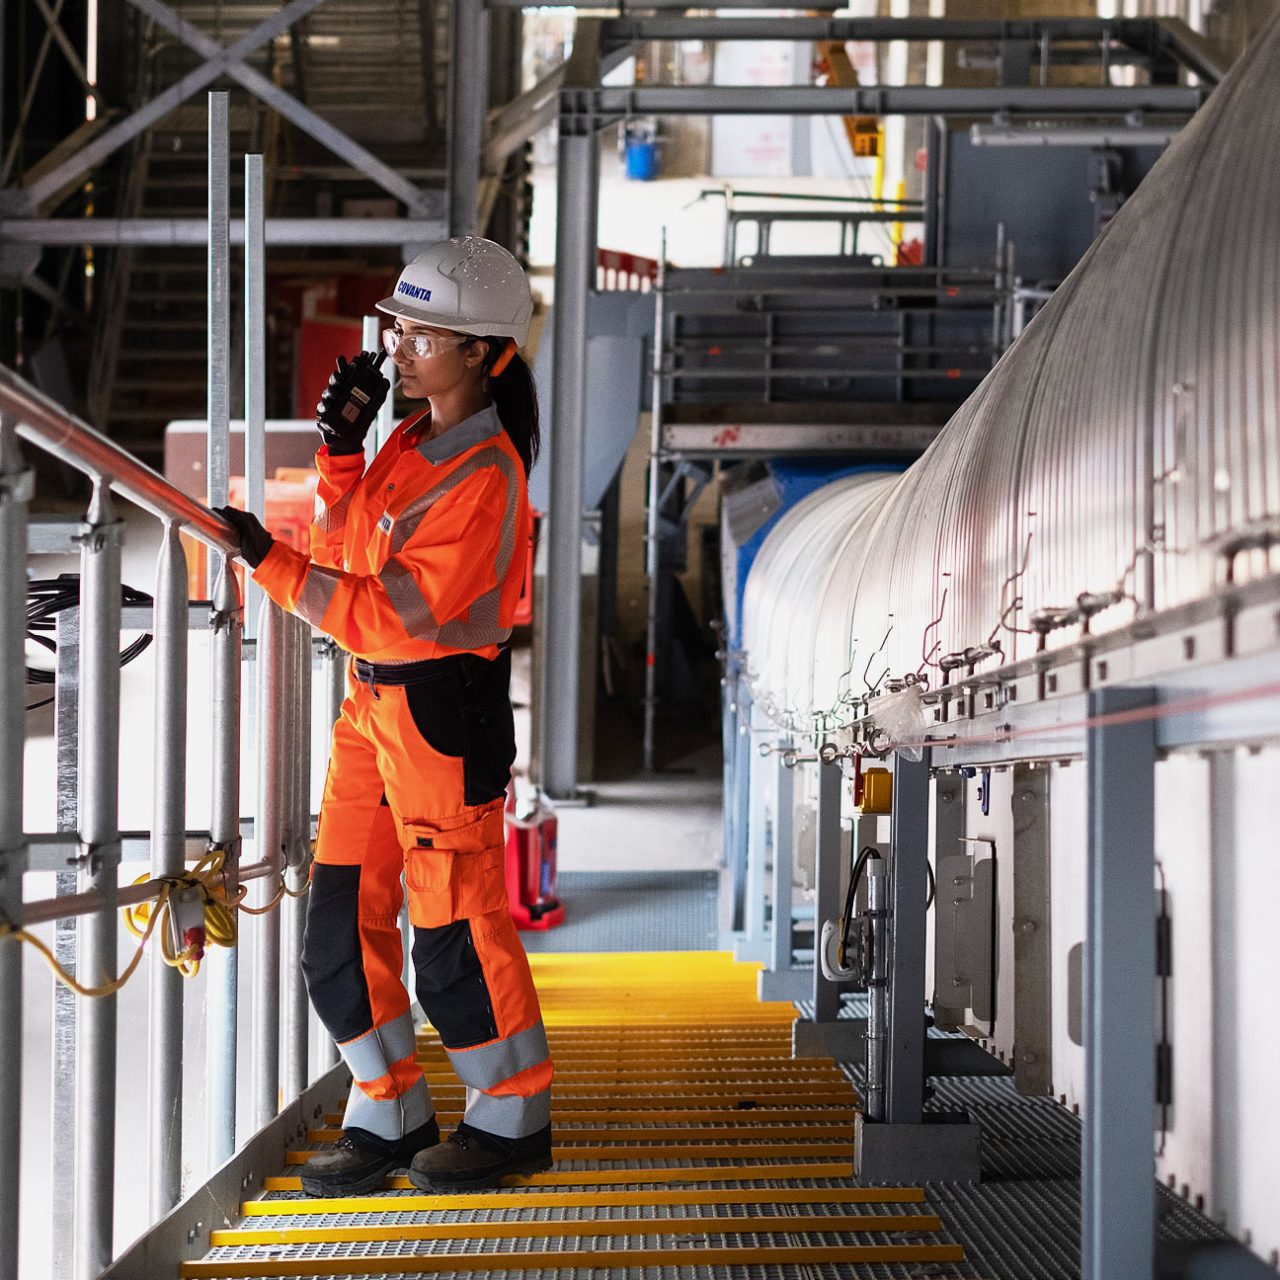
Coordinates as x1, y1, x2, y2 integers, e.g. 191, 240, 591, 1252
481, 339, 540, 476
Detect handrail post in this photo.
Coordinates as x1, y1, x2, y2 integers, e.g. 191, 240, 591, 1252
283, 617, 312, 1101
244, 152, 266, 641
0, 419, 33, 1280
73, 479, 123, 1280
253, 597, 285, 1128
149, 522, 188, 1218
205, 559, 242, 1169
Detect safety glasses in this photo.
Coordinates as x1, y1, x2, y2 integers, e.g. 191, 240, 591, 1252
382, 328, 472, 360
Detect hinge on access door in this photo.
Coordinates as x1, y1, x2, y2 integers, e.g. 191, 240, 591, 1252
1155, 886, 1173, 1123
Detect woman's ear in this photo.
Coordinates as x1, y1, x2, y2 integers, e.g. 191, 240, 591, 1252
461, 340, 488, 371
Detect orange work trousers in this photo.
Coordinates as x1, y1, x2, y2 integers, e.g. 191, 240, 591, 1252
301, 650, 553, 1143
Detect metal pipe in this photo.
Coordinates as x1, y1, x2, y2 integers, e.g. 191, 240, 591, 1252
207, 90, 231, 600
204, 560, 242, 1169
73, 480, 123, 1280
642, 236, 667, 773
149, 522, 188, 1219
50, 610, 79, 1280
0, 218, 451, 246
0, 367, 237, 551
865, 858, 888, 1122
0, 420, 33, 1280
244, 153, 266, 642
283, 616, 311, 1101
253, 597, 286, 1129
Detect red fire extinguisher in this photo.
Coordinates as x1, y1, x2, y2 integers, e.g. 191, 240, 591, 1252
504, 785, 565, 931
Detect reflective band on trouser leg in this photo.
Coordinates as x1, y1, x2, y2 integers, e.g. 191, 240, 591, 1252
337, 1009, 434, 1141
452, 912, 553, 1140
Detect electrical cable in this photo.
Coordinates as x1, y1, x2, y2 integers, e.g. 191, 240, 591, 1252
25, 574, 154, 711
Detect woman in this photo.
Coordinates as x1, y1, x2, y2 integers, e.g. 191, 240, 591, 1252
216, 236, 552, 1196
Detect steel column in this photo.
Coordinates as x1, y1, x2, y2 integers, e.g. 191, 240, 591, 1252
149, 523, 188, 1218
243, 154, 266, 642
447, 0, 488, 235
642, 241, 667, 772
811, 757, 844, 1024
0, 422, 32, 1280
931, 769, 967, 1029
73, 481, 123, 1280
1083, 687, 1157, 1280
253, 598, 286, 1128
885, 752, 928, 1126
1012, 763, 1053, 1095
204, 561, 242, 1169
540, 99, 598, 798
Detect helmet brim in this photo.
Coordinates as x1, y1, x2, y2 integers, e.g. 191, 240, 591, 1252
374, 294, 529, 345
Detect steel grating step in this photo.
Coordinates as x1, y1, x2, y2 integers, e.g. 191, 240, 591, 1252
191, 951, 967, 1279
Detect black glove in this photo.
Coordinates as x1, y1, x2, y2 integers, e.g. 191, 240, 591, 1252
214, 505, 274, 569
316, 350, 389, 455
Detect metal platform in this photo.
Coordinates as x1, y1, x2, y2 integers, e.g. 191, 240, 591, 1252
183, 952, 968, 1279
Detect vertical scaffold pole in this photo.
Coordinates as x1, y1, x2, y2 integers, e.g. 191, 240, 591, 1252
243, 153, 266, 641
254, 598, 286, 1128
204, 86, 241, 1172
206, 560, 242, 1168
0, 420, 32, 1280
73, 480, 123, 1280
149, 522, 188, 1218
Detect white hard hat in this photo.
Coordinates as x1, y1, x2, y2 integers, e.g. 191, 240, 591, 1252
376, 236, 533, 347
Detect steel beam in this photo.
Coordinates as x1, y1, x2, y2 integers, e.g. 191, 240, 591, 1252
585, 85, 1203, 118
1082, 687, 1157, 1280
539, 27, 601, 800
0, 218, 449, 246
24, 0, 332, 211
133, 0, 433, 212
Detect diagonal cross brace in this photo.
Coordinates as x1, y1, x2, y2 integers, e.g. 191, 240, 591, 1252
24, 0, 430, 214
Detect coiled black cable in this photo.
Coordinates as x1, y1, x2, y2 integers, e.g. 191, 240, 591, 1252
26, 575, 154, 711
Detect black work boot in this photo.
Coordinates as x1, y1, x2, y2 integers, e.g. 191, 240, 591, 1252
407, 1122, 553, 1192
301, 1116, 440, 1197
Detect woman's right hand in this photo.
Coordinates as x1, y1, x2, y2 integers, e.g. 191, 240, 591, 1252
316, 350, 390, 455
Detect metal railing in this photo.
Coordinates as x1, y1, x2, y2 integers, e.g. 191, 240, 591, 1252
0, 366, 345, 1280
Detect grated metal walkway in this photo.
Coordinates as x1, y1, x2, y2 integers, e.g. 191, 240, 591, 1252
185, 952, 967, 1278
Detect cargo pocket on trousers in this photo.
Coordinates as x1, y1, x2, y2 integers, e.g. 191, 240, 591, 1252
403, 807, 506, 928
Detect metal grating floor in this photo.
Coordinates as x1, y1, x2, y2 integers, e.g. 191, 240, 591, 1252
519, 872, 721, 954
188, 953, 968, 1279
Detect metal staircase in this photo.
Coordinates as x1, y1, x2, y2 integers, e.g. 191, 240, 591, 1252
91, 0, 451, 456
182, 952, 966, 1279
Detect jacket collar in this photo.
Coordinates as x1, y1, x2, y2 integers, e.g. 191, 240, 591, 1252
415, 403, 503, 464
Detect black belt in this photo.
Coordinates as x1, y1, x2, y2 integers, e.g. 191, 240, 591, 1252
352, 650, 504, 688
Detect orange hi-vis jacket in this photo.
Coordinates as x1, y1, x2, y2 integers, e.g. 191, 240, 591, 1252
253, 404, 530, 662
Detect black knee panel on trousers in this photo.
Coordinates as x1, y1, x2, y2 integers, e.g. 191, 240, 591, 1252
302, 863, 373, 1043
412, 921, 498, 1049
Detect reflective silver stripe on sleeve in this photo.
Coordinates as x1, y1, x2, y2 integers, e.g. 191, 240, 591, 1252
295, 564, 341, 628
379, 560, 439, 637
445, 1021, 550, 1090
462, 1085, 552, 1140
382, 444, 521, 647
314, 488, 355, 535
